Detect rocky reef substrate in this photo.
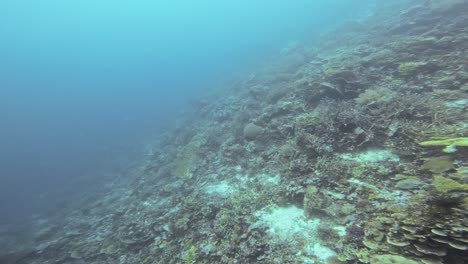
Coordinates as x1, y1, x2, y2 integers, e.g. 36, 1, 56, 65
1, 0, 467, 263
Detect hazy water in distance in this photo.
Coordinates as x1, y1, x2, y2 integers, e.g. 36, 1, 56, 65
0, 0, 380, 223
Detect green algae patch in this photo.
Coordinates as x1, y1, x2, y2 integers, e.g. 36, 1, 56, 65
433, 175, 468, 193
398, 62, 427, 76
173, 141, 200, 179
422, 155, 453, 174
419, 137, 468, 153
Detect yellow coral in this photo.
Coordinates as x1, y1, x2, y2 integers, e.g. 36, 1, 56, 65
419, 137, 468, 153
433, 175, 468, 193
419, 137, 468, 146
182, 245, 198, 264
398, 62, 427, 76
173, 141, 200, 179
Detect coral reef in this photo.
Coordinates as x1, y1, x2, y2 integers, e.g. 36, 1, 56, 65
2, 0, 468, 263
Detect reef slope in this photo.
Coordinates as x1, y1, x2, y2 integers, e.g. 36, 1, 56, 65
2, 0, 468, 263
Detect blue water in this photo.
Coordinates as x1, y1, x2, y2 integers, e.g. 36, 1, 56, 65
0, 0, 378, 222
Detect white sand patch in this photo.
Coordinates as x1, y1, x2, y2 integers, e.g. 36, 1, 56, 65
340, 149, 399, 163
256, 173, 281, 185
204, 181, 236, 197
252, 206, 337, 262
333, 226, 347, 237
304, 243, 336, 262
254, 206, 318, 242
203, 170, 281, 198
235, 173, 281, 186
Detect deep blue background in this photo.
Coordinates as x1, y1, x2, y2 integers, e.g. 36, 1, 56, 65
0, 0, 378, 221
